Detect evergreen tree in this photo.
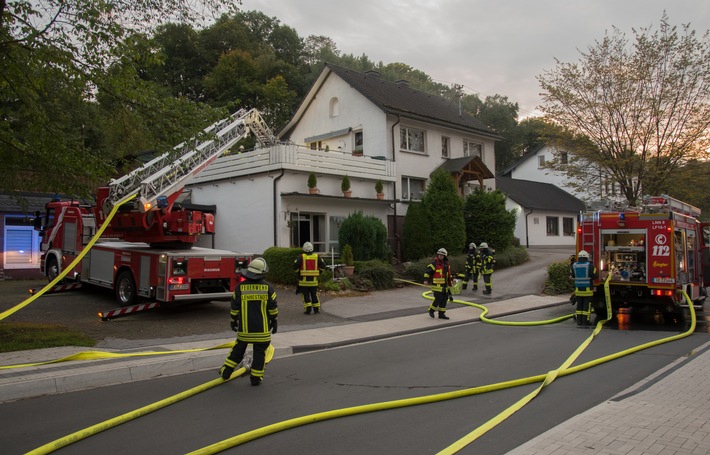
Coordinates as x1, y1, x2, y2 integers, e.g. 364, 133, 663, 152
421, 169, 465, 255
464, 188, 517, 251
402, 202, 433, 261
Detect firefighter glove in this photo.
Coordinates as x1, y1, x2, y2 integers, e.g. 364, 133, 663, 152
269, 318, 278, 334
230, 319, 239, 332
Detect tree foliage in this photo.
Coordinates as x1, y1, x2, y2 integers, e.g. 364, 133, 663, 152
421, 169, 465, 255
402, 202, 433, 261
464, 189, 517, 251
1, 0, 237, 196
338, 211, 389, 261
538, 14, 710, 205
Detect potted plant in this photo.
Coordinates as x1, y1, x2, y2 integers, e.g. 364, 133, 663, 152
307, 172, 318, 195
341, 174, 352, 198
342, 244, 355, 276
375, 179, 384, 199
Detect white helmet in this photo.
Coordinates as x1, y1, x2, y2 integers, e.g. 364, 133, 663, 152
243, 257, 268, 279
469, 242, 477, 249
578, 250, 590, 260
479, 242, 488, 249
303, 242, 314, 253
437, 248, 448, 257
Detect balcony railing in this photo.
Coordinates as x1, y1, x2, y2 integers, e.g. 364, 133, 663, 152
192, 144, 396, 184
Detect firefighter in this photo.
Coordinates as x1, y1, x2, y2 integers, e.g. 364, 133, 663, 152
423, 248, 454, 319
571, 250, 598, 327
460, 243, 482, 291
479, 242, 495, 295
293, 241, 327, 314
219, 257, 278, 386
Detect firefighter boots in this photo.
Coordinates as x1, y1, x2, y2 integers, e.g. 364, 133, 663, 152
438, 312, 449, 320
428, 309, 435, 318
250, 376, 262, 386
304, 307, 311, 315
313, 307, 320, 314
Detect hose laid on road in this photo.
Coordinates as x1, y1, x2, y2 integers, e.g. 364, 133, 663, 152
186, 281, 697, 454
25, 344, 275, 455
0, 194, 136, 322
24, 277, 698, 455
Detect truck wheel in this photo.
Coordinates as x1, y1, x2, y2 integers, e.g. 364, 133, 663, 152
46, 256, 62, 283
115, 271, 137, 307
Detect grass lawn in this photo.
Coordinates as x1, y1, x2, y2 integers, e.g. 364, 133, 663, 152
0, 322, 96, 353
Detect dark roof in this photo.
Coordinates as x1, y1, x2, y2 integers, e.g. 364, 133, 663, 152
0, 192, 66, 214
433, 156, 494, 179
328, 64, 502, 139
283, 64, 503, 141
496, 177, 584, 213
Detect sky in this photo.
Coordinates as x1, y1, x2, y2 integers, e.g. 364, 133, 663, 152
240, 0, 710, 118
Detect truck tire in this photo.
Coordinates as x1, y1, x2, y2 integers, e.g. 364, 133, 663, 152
115, 271, 138, 307
46, 256, 63, 283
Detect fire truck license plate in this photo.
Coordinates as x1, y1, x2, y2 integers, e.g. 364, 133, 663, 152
169, 284, 190, 290
652, 277, 675, 284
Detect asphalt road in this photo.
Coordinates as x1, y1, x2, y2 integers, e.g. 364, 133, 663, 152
2, 305, 708, 454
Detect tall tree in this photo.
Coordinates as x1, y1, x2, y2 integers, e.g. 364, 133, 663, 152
538, 14, 710, 205
0, 0, 236, 196
422, 169, 465, 255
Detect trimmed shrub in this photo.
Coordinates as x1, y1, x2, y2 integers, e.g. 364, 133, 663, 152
422, 169, 465, 254
339, 211, 389, 261
544, 260, 575, 295
355, 260, 395, 290
262, 246, 302, 285
402, 201, 433, 261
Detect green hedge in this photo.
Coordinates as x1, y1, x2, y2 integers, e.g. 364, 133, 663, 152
262, 247, 302, 285
543, 260, 575, 295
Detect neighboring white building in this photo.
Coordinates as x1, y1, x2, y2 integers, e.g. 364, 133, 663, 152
496, 177, 584, 248
188, 64, 500, 258
500, 144, 626, 204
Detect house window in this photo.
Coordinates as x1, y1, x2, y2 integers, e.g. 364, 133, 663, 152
441, 137, 450, 158
546, 216, 559, 236
353, 131, 363, 152
463, 140, 482, 158
400, 127, 425, 153
538, 155, 546, 168
401, 177, 426, 201
329, 97, 339, 117
309, 141, 323, 150
4, 218, 40, 269
563, 217, 574, 236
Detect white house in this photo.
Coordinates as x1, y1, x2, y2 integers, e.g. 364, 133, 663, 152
496, 177, 584, 248
500, 143, 625, 204
187, 64, 500, 258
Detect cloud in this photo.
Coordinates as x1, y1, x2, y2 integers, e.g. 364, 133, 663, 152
243, 0, 710, 117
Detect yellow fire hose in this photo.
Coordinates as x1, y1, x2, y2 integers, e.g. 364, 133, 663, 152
25, 344, 275, 455
0, 194, 136, 322
22, 276, 698, 454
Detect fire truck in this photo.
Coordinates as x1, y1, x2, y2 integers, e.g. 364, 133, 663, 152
33, 108, 276, 307
576, 195, 710, 321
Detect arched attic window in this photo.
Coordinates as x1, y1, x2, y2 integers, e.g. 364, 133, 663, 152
329, 97, 339, 117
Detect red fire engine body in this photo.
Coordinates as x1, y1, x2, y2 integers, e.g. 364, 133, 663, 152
34, 109, 275, 307
576, 195, 710, 320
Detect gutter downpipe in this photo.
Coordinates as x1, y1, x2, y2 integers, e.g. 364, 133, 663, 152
524, 208, 533, 248
273, 169, 285, 246
391, 115, 401, 260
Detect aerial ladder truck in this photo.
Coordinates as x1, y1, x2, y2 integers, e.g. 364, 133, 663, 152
33, 108, 276, 310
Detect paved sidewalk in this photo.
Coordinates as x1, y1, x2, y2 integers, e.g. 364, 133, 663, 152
507, 340, 710, 455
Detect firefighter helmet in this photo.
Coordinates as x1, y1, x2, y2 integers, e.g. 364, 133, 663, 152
578, 250, 590, 260
303, 242, 314, 253
437, 248, 448, 257
469, 242, 477, 250
243, 257, 268, 279
479, 242, 489, 249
